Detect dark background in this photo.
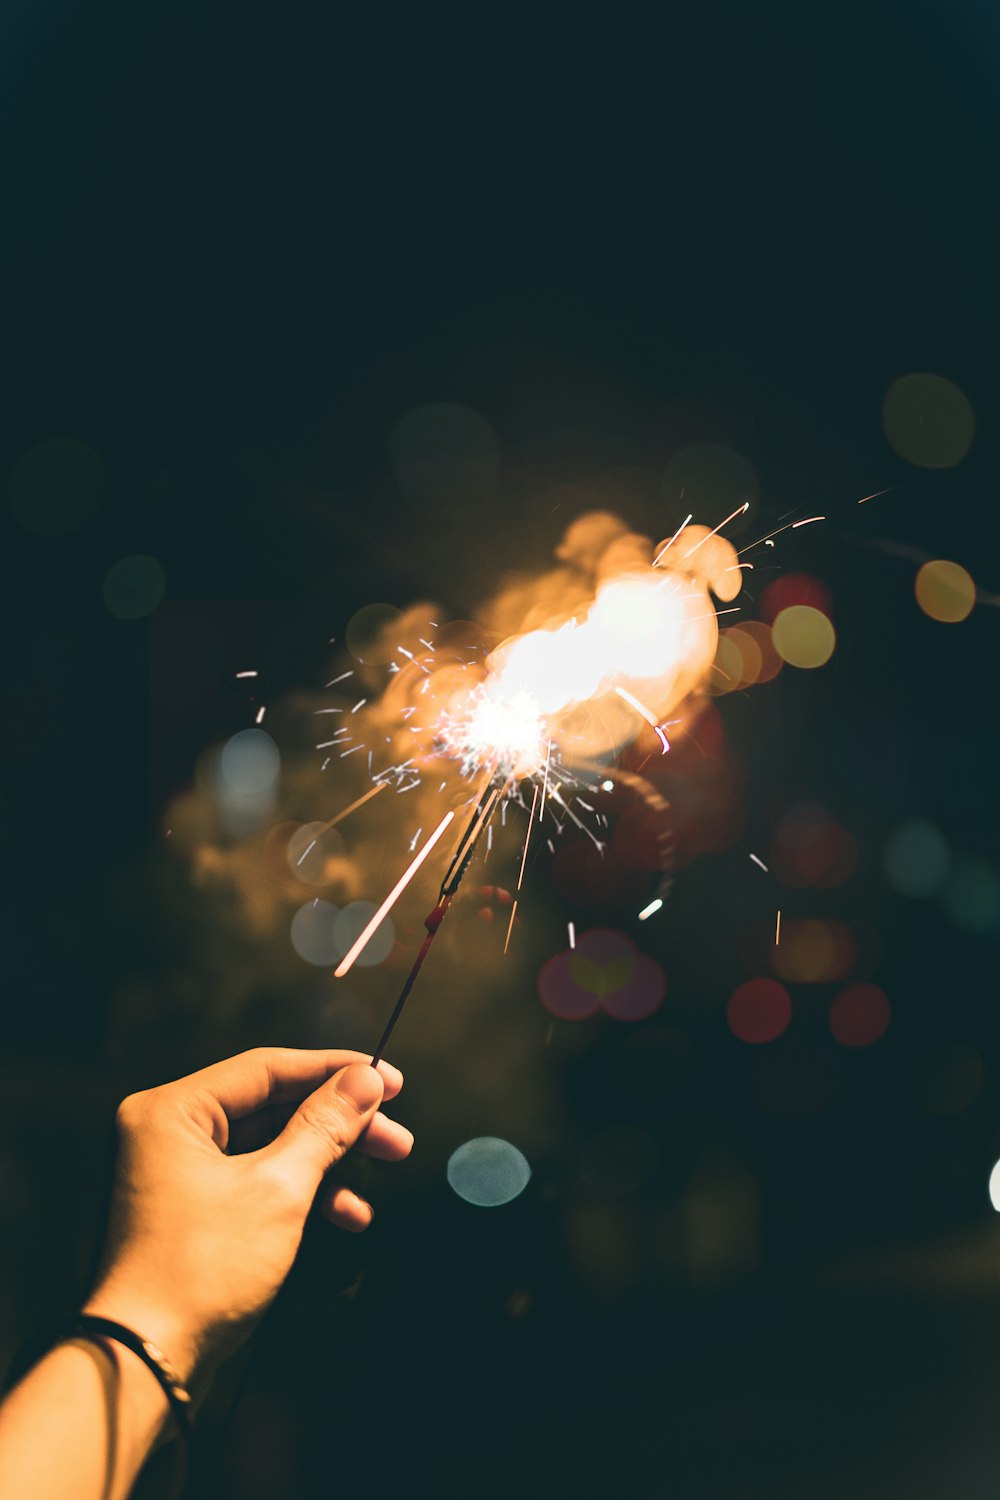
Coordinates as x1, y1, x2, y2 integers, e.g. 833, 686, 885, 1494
2, 5, 999, 1496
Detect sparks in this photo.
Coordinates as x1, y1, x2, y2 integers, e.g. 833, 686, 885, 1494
503, 899, 519, 954
749, 853, 769, 873
775, 909, 782, 946
295, 783, 388, 867
683, 500, 750, 558
791, 515, 825, 529
334, 809, 457, 978
567, 921, 576, 949
614, 685, 659, 728
235, 670, 258, 679
326, 671, 353, 687
856, 486, 897, 505
652, 513, 693, 566
638, 898, 663, 920
255, 706, 266, 724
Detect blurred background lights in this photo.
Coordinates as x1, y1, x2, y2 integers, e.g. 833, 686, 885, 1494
882, 372, 975, 468
447, 1137, 531, 1207
941, 856, 1000, 934
828, 983, 890, 1048
759, 573, 832, 623
773, 918, 855, 984
290, 900, 341, 967
333, 900, 396, 966
103, 554, 166, 619
915, 559, 975, 623
772, 605, 836, 669
989, 1158, 1000, 1214
771, 802, 858, 889
726, 978, 792, 1044
882, 818, 950, 897
220, 728, 281, 795
286, 821, 348, 886
8, 439, 105, 536
345, 602, 404, 664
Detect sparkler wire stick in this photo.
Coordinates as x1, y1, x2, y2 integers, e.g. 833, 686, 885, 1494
368, 778, 505, 1066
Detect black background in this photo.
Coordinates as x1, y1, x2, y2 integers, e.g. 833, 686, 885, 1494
3, 5, 1000, 1496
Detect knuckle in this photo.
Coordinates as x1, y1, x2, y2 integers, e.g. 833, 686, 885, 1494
115, 1091, 149, 1131
294, 1101, 351, 1159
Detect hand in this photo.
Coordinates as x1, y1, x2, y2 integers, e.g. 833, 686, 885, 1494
82, 1048, 412, 1385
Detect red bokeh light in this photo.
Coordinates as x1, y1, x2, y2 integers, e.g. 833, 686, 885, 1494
829, 983, 890, 1048
727, 978, 792, 1044
759, 573, 833, 624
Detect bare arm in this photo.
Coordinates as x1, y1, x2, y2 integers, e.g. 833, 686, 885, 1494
0, 1048, 412, 1500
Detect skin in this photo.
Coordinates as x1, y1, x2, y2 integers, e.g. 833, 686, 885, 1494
0, 1047, 412, 1500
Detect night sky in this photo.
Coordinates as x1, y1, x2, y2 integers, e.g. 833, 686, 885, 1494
3, 6, 1000, 1497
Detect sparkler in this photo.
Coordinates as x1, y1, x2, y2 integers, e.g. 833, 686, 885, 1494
321, 498, 784, 1059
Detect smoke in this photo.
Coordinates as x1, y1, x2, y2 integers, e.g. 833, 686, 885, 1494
142, 510, 740, 1157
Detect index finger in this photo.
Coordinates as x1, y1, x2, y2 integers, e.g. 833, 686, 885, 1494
167, 1047, 403, 1120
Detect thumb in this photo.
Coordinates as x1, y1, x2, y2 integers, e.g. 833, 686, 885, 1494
267, 1063, 384, 1197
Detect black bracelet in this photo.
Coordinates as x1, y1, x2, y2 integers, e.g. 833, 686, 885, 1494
56, 1315, 195, 1448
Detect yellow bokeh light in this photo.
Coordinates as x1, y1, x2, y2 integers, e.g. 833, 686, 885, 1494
882, 373, 974, 469
915, 559, 975, 623
772, 606, 836, 669
725, 626, 763, 688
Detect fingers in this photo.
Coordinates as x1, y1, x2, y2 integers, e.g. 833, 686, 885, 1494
264, 1063, 385, 1196
227, 1106, 413, 1160
318, 1184, 375, 1233
355, 1113, 414, 1162
173, 1048, 403, 1121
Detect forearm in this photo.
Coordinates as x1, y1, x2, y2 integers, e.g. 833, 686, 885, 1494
0, 1337, 173, 1500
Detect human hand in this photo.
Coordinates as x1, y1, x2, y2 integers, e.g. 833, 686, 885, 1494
82, 1048, 411, 1385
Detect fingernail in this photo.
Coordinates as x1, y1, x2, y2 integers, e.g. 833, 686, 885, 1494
335, 1063, 383, 1113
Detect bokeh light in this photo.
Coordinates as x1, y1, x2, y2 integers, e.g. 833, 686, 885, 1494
345, 602, 404, 665
286, 821, 348, 886
8, 439, 105, 536
538, 928, 665, 1021
290, 900, 341, 966
772, 606, 836, 669
447, 1137, 531, 1207
334, 900, 396, 966
941, 856, 1000, 933
579, 1125, 660, 1197
726, 978, 792, 1044
220, 728, 281, 795
103, 554, 166, 619
773, 919, 855, 984
882, 818, 949, 897
828, 983, 890, 1048
915, 560, 975, 623
759, 573, 832, 624
882, 373, 974, 469
771, 802, 858, 889
989, 1158, 1000, 1214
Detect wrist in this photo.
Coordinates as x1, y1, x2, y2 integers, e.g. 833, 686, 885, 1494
81, 1281, 201, 1390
